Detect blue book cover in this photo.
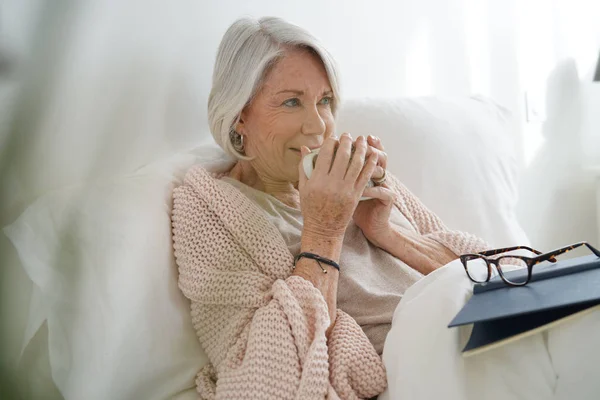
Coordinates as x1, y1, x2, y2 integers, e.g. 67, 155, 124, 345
448, 254, 600, 356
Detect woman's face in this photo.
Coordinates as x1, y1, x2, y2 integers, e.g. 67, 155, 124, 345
237, 47, 335, 184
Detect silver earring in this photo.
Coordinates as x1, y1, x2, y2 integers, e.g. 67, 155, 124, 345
230, 129, 245, 155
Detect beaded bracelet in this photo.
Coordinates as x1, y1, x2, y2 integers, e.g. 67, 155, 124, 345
293, 252, 340, 274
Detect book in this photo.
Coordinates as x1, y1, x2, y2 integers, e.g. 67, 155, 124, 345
448, 254, 600, 357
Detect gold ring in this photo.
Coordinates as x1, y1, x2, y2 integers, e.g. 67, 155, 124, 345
372, 169, 387, 186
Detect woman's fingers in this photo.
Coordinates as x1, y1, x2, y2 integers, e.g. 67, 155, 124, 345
305, 133, 385, 201
331, 135, 384, 196
367, 135, 385, 151
372, 165, 386, 182
344, 135, 368, 182
361, 185, 396, 206
313, 135, 338, 175
367, 146, 387, 171
355, 151, 378, 192
367, 135, 387, 173
329, 132, 353, 178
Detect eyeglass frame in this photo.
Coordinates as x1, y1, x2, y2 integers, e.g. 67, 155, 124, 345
460, 242, 600, 287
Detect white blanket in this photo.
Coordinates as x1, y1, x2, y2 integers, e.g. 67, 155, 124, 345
379, 259, 600, 400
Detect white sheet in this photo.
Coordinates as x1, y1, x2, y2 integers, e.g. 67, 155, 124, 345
379, 259, 600, 400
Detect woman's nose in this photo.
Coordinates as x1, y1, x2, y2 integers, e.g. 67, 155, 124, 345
301, 105, 326, 136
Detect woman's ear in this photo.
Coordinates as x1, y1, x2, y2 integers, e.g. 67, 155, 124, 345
235, 110, 247, 134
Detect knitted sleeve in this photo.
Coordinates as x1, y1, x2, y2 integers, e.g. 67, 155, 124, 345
386, 173, 490, 256
172, 183, 386, 400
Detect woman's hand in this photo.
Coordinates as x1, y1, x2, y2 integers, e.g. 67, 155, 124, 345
298, 133, 378, 241
352, 135, 396, 248
352, 136, 456, 274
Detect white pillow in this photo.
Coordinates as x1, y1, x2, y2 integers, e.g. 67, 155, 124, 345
336, 96, 530, 247
4, 142, 234, 400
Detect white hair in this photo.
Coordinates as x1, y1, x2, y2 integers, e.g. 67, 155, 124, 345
208, 16, 341, 160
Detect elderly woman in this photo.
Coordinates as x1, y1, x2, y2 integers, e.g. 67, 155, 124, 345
171, 16, 489, 399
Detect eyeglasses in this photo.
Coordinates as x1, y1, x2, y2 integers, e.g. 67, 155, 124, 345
460, 242, 600, 286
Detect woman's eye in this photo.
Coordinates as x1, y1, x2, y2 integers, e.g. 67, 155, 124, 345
283, 98, 300, 107
319, 96, 333, 106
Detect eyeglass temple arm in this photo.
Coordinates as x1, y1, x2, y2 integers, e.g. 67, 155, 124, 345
533, 242, 600, 262
585, 242, 600, 257
479, 245, 558, 262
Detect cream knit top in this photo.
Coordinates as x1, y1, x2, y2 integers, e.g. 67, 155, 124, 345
171, 165, 489, 399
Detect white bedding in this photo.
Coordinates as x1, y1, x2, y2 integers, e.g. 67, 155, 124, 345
379, 259, 600, 400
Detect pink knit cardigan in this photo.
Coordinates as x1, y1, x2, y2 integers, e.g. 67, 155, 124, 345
171, 165, 489, 399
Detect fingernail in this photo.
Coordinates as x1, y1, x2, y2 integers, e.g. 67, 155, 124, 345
368, 135, 375, 141
375, 136, 381, 142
